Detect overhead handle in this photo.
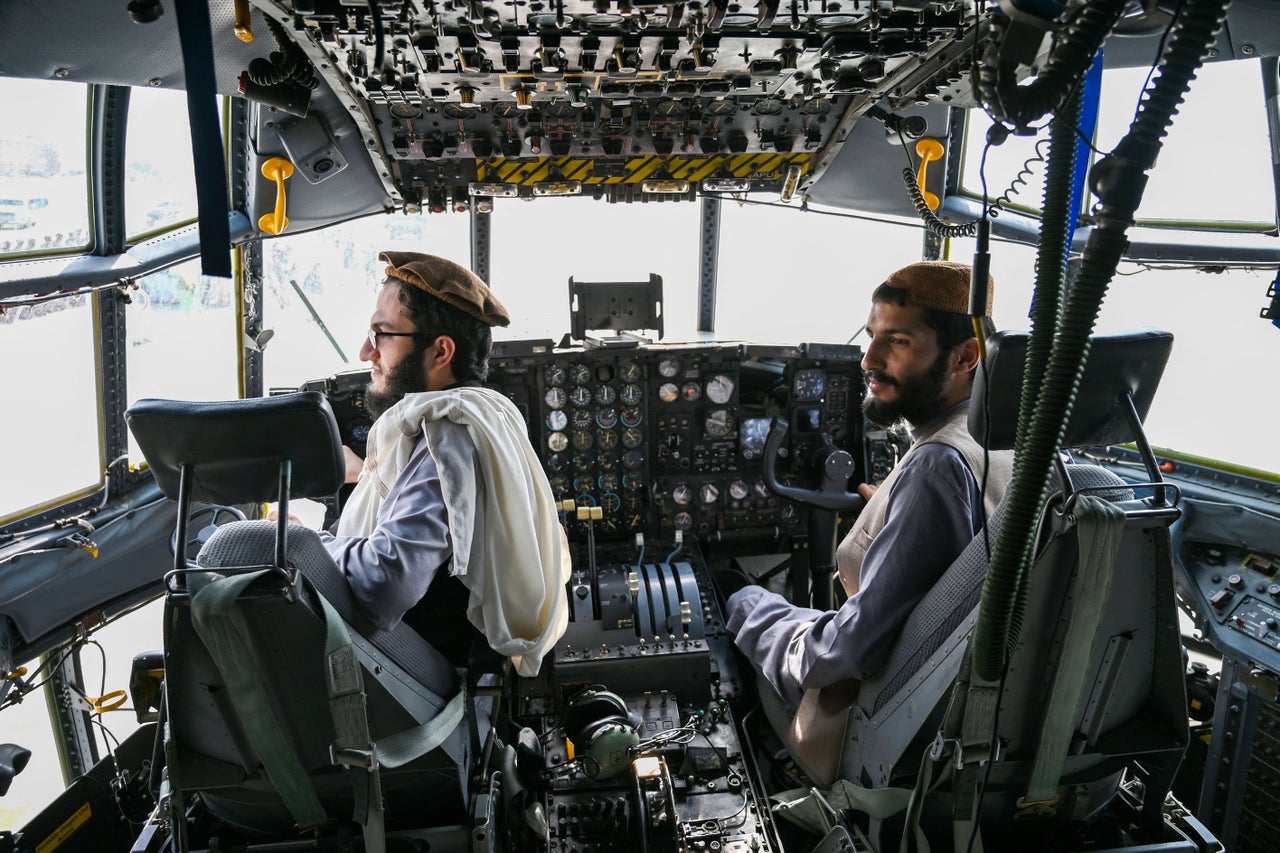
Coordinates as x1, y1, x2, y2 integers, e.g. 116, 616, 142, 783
258, 156, 295, 235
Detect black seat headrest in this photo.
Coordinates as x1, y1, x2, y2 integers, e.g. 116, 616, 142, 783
125, 393, 345, 504
970, 329, 1173, 451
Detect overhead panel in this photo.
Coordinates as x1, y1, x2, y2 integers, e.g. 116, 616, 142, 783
285, 0, 974, 208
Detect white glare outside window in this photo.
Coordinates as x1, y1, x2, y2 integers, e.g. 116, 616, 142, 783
0, 295, 101, 520
126, 87, 210, 239
0, 78, 90, 256
489, 197, 701, 342
126, 259, 240, 464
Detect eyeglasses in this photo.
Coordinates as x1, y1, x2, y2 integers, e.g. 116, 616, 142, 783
366, 328, 424, 350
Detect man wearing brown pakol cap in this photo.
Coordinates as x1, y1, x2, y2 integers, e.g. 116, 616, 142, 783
315, 252, 570, 677
725, 261, 1014, 783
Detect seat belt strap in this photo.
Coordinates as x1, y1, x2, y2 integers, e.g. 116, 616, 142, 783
191, 570, 327, 829
1022, 495, 1126, 809
172, 0, 231, 278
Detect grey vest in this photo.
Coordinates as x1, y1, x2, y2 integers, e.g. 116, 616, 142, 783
836, 402, 1014, 596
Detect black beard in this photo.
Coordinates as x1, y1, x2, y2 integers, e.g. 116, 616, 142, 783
862, 349, 952, 428
364, 346, 429, 419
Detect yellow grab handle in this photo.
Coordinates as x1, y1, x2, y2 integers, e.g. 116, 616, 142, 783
233, 0, 254, 42
258, 157, 295, 235
88, 690, 129, 714
915, 138, 944, 211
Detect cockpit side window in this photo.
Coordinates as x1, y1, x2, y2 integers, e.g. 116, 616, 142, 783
0, 295, 101, 521
125, 258, 239, 466
125, 87, 218, 240
0, 78, 91, 258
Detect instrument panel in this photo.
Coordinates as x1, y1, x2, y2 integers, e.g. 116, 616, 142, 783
485, 340, 865, 542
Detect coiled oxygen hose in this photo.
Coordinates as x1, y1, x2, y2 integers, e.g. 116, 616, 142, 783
970, 0, 1232, 681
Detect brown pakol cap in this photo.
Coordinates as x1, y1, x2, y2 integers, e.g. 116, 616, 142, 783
884, 260, 994, 317
380, 251, 511, 327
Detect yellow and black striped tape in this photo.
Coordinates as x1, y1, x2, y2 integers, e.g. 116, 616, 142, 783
476, 153, 811, 186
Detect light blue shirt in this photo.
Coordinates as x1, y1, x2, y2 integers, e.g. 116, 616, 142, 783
318, 438, 453, 631
727, 439, 986, 713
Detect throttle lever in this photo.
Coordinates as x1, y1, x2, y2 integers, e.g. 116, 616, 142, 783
762, 418, 865, 513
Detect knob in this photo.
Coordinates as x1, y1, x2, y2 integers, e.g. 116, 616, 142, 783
1229, 574, 1245, 588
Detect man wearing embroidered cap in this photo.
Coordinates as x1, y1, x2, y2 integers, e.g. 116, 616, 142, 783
726, 260, 1014, 783
315, 252, 570, 678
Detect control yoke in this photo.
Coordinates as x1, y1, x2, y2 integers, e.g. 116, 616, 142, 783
762, 419, 865, 610
762, 419, 864, 512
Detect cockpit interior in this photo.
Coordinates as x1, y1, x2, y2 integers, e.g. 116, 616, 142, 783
2, 0, 1280, 851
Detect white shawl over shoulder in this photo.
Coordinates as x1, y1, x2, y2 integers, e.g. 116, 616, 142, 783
338, 386, 570, 677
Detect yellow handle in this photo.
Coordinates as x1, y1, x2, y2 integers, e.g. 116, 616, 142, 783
88, 690, 128, 714
233, 0, 254, 42
258, 157, 295, 235
915, 138, 944, 211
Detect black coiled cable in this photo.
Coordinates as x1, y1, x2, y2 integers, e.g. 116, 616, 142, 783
245, 16, 318, 90
901, 167, 980, 238
988, 138, 1052, 217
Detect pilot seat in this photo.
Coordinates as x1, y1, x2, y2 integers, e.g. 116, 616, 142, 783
126, 393, 478, 853
793, 330, 1218, 851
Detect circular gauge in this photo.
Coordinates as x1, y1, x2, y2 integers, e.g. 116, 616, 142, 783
547, 453, 568, 473
492, 101, 522, 118
597, 454, 619, 471
546, 410, 568, 431
793, 368, 827, 402
752, 98, 785, 116
654, 98, 688, 117
622, 427, 644, 449
596, 407, 619, 429
704, 409, 735, 438
658, 382, 679, 403
619, 361, 642, 383
801, 97, 833, 115
573, 409, 594, 429
619, 383, 643, 405
595, 364, 615, 383
729, 479, 750, 501
600, 492, 622, 514
545, 387, 568, 409
671, 484, 693, 506
595, 385, 617, 405
390, 102, 423, 119
754, 479, 771, 499
543, 101, 578, 117
597, 429, 619, 450
658, 358, 681, 378
545, 363, 567, 386
599, 473, 621, 492
705, 99, 737, 116
573, 453, 594, 472
574, 475, 595, 493
350, 422, 372, 443
681, 381, 702, 402
569, 385, 593, 407
569, 363, 592, 385
548, 432, 569, 452
700, 483, 720, 504
572, 429, 594, 451
620, 406, 643, 427
548, 475, 570, 495
442, 102, 475, 119
623, 449, 645, 470
623, 472, 644, 491
673, 511, 694, 532
706, 374, 735, 405
577, 493, 598, 508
